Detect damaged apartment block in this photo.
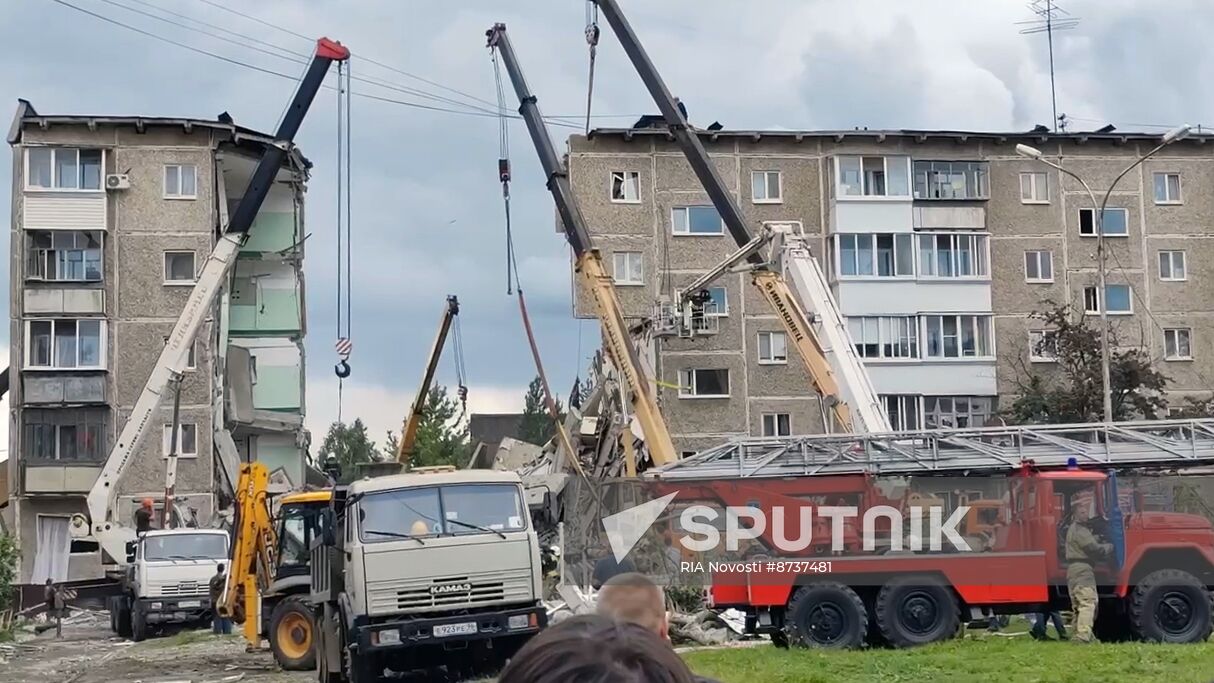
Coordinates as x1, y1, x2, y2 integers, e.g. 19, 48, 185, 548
4, 101, 310, 588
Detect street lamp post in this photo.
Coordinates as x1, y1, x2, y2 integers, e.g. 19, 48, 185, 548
1017, 124, 1192, 423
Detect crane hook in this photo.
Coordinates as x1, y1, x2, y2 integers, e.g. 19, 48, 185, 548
334, 359, 351, 378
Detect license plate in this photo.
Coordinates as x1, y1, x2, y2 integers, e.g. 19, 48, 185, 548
178, 600, 201, 608
433, 621, 477, 638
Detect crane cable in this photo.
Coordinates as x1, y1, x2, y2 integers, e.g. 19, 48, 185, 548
583, 2, 600, 136
451, 312, 468, 422
334, 59, 354, 421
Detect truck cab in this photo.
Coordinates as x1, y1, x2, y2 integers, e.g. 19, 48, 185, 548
313, 469, 547, 682
109, 529, 230, 641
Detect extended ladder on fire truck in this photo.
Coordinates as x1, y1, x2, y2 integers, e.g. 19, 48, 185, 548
651, 418, 1214, 479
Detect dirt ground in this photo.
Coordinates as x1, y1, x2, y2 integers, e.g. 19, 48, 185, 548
3, 617, 310, 683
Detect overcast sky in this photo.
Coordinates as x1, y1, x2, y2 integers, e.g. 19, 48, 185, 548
0, 0, 1207, 453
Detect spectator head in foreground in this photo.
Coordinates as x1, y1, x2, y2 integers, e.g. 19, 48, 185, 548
597, 572, 669, 642
498, 614, 694, 683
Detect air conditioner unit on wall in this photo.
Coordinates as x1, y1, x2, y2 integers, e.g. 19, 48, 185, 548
105, 173, 130, 190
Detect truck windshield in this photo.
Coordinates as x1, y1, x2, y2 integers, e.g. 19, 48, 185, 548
143, 534, 228, 561
360, 483, 525, 543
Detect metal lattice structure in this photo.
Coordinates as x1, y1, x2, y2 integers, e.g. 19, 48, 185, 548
652, 419, 1214, 480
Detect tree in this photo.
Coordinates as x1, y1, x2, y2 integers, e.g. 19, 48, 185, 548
518, 376, 562, 446
1005, 303, 1168, 424
0, 534, 18, 613
389, 385, 472, 468
315, 419, 378, 484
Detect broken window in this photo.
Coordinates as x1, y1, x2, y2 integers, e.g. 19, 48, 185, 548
26, 230, 103, 282
678, 368, 730, 397
1078, 208, 1128, 236
610, 171, 640, 202
163, 251, 197, 283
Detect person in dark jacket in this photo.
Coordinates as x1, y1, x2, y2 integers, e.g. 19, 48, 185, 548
597, 572, 722, 683
43, 579, 65, 638
209, 564, 232, 635
134, 498, 154, 534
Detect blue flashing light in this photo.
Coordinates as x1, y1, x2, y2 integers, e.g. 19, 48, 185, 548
1066, 457, 1079, 470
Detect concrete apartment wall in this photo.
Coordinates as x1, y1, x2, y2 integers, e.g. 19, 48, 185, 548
7, 106, 309, 583
568, 129, 1214, 455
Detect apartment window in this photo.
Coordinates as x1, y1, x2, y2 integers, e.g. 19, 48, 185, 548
838, 234, 913, 277
1023, 250, 1053, 283
917, 233, 988, 278
924, 315, 993, 358
610, 171, 640, 203
26, 230, 103, 282
612, 251, 644, 285
1159, 250, 1187, 281
837, 156, 909, 197
27, 319, 105, 369
925, 396, 992, 429
163, 251, 196, 284
672, 206, 723, 235
757, 331, 788, 364
23, 408, 107, 462
677, 368, 730, 398
163, 423, 198, 457
1153, 172, 1182, 204
882, 395, 921, 431
848, 316, 919, 359
1078, 208, 1129, 236
1164, 328, 1192, 360
912, 161, 989, 200
163, 337, 198, 370
164, 164, 197, 199
761, 413, 791, 437
1019, 172, 1049, 203
1083, 284, 1132, 314
1028, 330, 1058, 362
751, 170, 782, 203
26, 147, 102, 190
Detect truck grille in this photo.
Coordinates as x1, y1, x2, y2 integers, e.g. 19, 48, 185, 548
153, 581, 203, 597
369, 567, 533, 614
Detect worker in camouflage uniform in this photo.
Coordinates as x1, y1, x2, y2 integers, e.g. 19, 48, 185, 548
1065, 495, 1113, 643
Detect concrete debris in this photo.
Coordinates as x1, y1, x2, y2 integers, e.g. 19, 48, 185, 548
669, 609, 741, 647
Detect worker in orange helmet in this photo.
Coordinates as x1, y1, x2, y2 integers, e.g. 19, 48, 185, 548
134, 498, 154, 535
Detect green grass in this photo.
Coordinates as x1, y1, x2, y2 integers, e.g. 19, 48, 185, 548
684, 637, 1214, 683
147, 628, 213, 648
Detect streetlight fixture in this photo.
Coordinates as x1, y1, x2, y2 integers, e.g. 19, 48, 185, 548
1017, 124, 1194, 422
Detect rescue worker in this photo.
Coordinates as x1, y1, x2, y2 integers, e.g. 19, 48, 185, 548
43, 578, 65, 638
1065, 495, 1113, 643
134, 498, 154, 534
209, 564, 232, 635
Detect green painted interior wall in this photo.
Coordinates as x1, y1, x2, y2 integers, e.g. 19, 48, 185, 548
252, 365, 302, 411
241, 212, 296, 253
257, 444, 303, 488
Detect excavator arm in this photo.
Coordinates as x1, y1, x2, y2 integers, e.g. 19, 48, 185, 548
76, 38, 350, 567
591, 0, 887, 434
397, 295, 462, 467
218, 462, 277, 650
486, 24, 678, 467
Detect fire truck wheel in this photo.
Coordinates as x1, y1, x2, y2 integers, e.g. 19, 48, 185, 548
783, 582, 867, 649
874, 576, 960, 647
270, 596, 317, 671
1129, 569, 1214, 643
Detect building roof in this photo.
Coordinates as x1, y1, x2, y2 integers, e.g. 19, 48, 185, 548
584, 126, 1212, 146
7, 99, 311, 170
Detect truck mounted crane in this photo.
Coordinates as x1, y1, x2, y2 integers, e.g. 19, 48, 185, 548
486, 24, 678, 468
76, 37, 349, 572
395, 295, 465, 468
590, 0, 889, 434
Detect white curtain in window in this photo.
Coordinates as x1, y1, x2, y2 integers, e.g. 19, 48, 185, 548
32, 516, 71, 583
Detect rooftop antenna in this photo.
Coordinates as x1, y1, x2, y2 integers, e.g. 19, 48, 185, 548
1017, 0, 1079, 132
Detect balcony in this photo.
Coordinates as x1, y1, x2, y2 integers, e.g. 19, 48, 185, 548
24, 463, 102, 494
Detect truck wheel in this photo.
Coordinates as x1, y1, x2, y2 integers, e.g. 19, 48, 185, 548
782, 582, 867, 649
315, 621, 340, 683
875, 576, 960, 647
270, 596, 316, 671
116, 599, 133, 638
131, 606, 148, 642
1129, 569, 1214, 643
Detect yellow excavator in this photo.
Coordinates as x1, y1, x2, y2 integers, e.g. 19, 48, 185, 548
218, 463, 330, 670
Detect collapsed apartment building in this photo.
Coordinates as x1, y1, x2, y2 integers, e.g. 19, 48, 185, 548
3, 101, 313, 586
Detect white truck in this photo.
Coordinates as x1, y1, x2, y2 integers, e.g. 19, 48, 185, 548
107, 528, 230, 641
312, 469, 547, 682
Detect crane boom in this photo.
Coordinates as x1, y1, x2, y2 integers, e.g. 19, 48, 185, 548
79, 38, 350, 567
397, 295, 461, 467
591, 0, 880, 434
486, 24, 678, 467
